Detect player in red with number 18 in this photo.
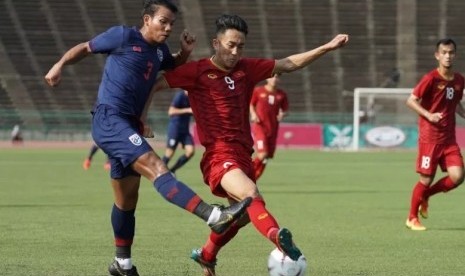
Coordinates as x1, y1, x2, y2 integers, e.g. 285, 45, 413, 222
250, 73, 289, 180
406, 38, 465, 231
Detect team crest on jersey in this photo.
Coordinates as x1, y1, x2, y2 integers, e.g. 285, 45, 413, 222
455, 85, 461, 91
157, 48, 164, 62
233, 71, 245, 78
208, 73, 218, 79
129, 133, 142, 146
132, 46, 142, 52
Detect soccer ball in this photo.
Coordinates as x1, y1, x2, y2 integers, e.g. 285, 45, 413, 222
267, 248, 307, 276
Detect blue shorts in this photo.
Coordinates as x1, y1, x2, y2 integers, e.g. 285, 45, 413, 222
166, 128, 194, 149
92, 105, 152, 179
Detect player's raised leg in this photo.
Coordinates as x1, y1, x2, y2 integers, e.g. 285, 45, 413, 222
132, 151, 251, 233
422, 165, 464, 218
227, 170, 301, 260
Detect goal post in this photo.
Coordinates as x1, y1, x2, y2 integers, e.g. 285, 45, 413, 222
352, 88, 415, 150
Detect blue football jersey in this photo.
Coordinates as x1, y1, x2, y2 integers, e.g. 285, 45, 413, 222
168, 90, 192, 132
90, 26, 175, 116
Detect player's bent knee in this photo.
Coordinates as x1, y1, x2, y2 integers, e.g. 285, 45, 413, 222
449, 170, 464, 185
245, 189, 260, 199
453, 175, 464, 185
226, 188, 258, 202
419, 175, 434, 186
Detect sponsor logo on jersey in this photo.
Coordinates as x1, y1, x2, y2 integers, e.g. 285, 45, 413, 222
129, 133, 143, 146
437, 83, 446, 90
157, 48, 164, 62
365, 126, 406, 147
259, 93, 267, 98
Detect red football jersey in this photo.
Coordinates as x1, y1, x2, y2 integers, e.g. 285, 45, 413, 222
413, 69, 464, 144
163, 58, 276, 148
250, 86, 289, 135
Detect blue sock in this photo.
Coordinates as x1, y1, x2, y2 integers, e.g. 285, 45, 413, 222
153, 173, 201, 212
88, 144, 99, 160
111, 204, 135, 258
162, 156, 170, 165
170, 154, 191, 173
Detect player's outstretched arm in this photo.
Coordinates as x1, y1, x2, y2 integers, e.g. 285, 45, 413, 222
44, 42, 92, 87
274, 34, 349, 74
173, 29, 196, 67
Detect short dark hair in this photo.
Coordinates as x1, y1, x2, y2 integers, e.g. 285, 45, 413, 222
436, 38, 457, 51
215, 14, 248, 36
141, 0, 178, 18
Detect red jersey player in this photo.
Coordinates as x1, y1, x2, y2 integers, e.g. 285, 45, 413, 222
149, 14, 348, 275
250, 73, 289, 180
406, 38, 465, 231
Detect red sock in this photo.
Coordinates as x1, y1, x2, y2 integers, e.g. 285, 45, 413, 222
247, 197, 279, 242
201, 223, 242, 262
253, 158, 261, 178
409, 182, 428, 220
253, 158, 267, 180
426, 176, 456, 198
256, 162, 267, 180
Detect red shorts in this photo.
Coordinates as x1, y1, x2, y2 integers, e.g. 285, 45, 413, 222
200, 143, 255, 198
416, 143, 463, 175
252, 125, 277, 158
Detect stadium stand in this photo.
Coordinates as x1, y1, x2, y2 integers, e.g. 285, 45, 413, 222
0, 85, 22, 127
0, 0, 465, 137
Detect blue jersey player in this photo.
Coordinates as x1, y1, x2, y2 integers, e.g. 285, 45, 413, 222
162, 90, 195, 173
44, 1, 250, 275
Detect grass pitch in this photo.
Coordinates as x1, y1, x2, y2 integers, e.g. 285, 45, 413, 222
1, 147, 465, 275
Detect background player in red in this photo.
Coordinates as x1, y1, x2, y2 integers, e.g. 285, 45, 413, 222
405, 38, 465, 231
149, 14, 348, 275
250, 73, 289, 180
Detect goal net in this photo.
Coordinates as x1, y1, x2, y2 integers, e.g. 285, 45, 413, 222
352, 88, 417, 150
